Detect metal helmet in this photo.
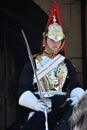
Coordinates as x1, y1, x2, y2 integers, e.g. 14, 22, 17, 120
40, 1, 66, 51
45, 16, 65, 42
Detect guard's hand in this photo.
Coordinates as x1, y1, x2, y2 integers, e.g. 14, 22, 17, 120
66, 97, 78, 106
68, 96, 78, 106
69, 88, 84, 106
34, 99, 50, 113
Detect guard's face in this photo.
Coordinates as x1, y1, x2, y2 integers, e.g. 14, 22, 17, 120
47, 37, 62, 52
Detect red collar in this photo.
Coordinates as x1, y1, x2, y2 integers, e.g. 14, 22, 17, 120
43, 49, 58, 58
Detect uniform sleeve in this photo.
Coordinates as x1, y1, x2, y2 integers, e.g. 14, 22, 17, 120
18, 59, 34, 97
65, 58, 83, 91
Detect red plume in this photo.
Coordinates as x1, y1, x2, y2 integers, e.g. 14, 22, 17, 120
44, 2, 62, 32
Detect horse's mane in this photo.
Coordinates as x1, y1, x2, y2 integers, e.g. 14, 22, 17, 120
70, 90, 87, 130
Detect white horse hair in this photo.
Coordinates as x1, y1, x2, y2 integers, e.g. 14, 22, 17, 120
70, 90, 87, 130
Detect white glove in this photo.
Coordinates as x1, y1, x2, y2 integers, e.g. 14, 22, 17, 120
34, 99, 48, 112
67, 87, 84, 106
18, 91, 50, 113
66, 96, 78, 106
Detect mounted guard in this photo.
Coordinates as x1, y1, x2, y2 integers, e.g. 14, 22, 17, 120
18, 1, 84, 130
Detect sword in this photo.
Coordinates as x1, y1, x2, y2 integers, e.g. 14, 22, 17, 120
21, 29, 43, 99
21, 29, 50, 130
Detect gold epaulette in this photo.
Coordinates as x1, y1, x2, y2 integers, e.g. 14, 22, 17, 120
33, 53, 45, 66
36, 55, 45, 66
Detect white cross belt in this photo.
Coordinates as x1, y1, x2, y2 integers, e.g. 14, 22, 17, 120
33, 54, 65, 83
